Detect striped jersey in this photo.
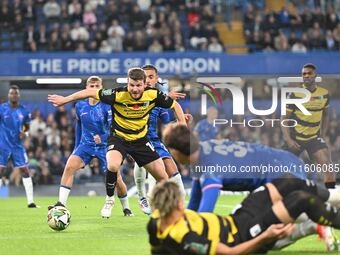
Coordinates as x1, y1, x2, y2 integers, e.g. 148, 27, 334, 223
287, 84, 329, 141
96, 87, 175, 141
148, 209, 239, 255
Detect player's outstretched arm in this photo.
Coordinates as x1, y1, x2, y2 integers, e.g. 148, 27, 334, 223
172, 101, 187, 126
48, 89, 98, 107
168, 91, 186, 100
280, 111, 300, 151
215, 224, 294, 255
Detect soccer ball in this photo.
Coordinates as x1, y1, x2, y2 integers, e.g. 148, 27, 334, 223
47, 206, 71, 231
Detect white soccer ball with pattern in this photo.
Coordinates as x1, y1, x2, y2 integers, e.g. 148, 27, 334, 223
47, 206, 71, 231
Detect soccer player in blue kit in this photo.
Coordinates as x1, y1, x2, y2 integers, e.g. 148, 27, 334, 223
163, 124, 340, 251
0, 85, 38, 208
193, 106, 220, 141
49, 76, 133, 217
133, 65, 186, 215
163, 124, 311, 212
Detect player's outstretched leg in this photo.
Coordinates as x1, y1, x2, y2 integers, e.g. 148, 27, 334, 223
272, 190, 340, 229
270, 174, 340, 206
48, 155, 84, 210
19, 166, 39, 208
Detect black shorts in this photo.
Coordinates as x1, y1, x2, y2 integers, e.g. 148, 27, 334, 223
284, 137, 328, 156
231, 186, 276, 253
106, 135, 160, 167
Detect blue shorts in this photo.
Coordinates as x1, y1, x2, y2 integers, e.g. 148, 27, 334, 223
150, 139, 171, 159
72, 144, 107, 173
0, 145, 28, 167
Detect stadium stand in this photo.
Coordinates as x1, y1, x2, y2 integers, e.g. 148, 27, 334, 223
1, 0, 339, 53
0, 0, 339, 189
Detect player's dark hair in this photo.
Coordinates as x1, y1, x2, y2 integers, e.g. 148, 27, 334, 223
142, 64, 158, 74
9, 84, 20, 91
163, 125, 199, 156
303, 63, 317, 71
128, 68, 146, 82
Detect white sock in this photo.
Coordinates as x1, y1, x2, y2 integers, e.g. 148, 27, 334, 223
134, 163, 147, 200
106, 195, 115, 202
119, 194, 130, 209
59, 186, 71, 205
147, 173, 157, 199
22, 177, 34, 204
170, 173, 186, 198
328, 188, 340, 205
295, 213, 309, 223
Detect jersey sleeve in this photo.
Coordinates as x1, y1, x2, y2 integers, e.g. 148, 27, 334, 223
324, 93, 330, 109
159, 108, 171, 124
106, 105, 112, 126
74, 104, 82, 148
24, 108, 31, 124
155, 90, 175, 109
102, 105, 111, 142
97, 88, 116, 105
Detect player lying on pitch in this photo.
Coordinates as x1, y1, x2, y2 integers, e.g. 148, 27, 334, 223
162, 124, 340, 252
148, 177, 340, 255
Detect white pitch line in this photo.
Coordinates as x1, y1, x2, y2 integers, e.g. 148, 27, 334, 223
215, 204, 237, 209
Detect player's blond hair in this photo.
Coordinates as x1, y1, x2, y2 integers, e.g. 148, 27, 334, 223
150, 181, 182, 218
86, 76, 102, 85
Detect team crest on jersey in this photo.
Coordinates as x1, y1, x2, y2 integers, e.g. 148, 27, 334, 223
143, 101, 150, 108
102, 89, 113, 96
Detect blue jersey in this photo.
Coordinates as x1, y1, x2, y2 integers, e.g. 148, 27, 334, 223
194, 119, 219, 141
74, 100, 111, 148
197, 139, 305, 180
147, 107, 171, 140
0, 102, 31, 148
189, 139, 306, 212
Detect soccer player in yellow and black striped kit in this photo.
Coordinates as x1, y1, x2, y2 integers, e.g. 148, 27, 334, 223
48, 68, 187, 215
281, 63, 335, 188
148, 178, 340, 255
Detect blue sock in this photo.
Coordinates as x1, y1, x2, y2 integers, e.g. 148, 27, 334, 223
187, 179, 202, 211
198, 178, 222, 213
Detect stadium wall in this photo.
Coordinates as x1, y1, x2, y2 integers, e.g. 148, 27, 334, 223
0, 52, 340, 77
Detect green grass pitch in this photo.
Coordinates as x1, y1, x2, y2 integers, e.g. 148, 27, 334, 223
0, 195, 335, 255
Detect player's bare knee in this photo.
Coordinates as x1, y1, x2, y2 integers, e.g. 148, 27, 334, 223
156, 174, 168, 182
106, 163, 120, 172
